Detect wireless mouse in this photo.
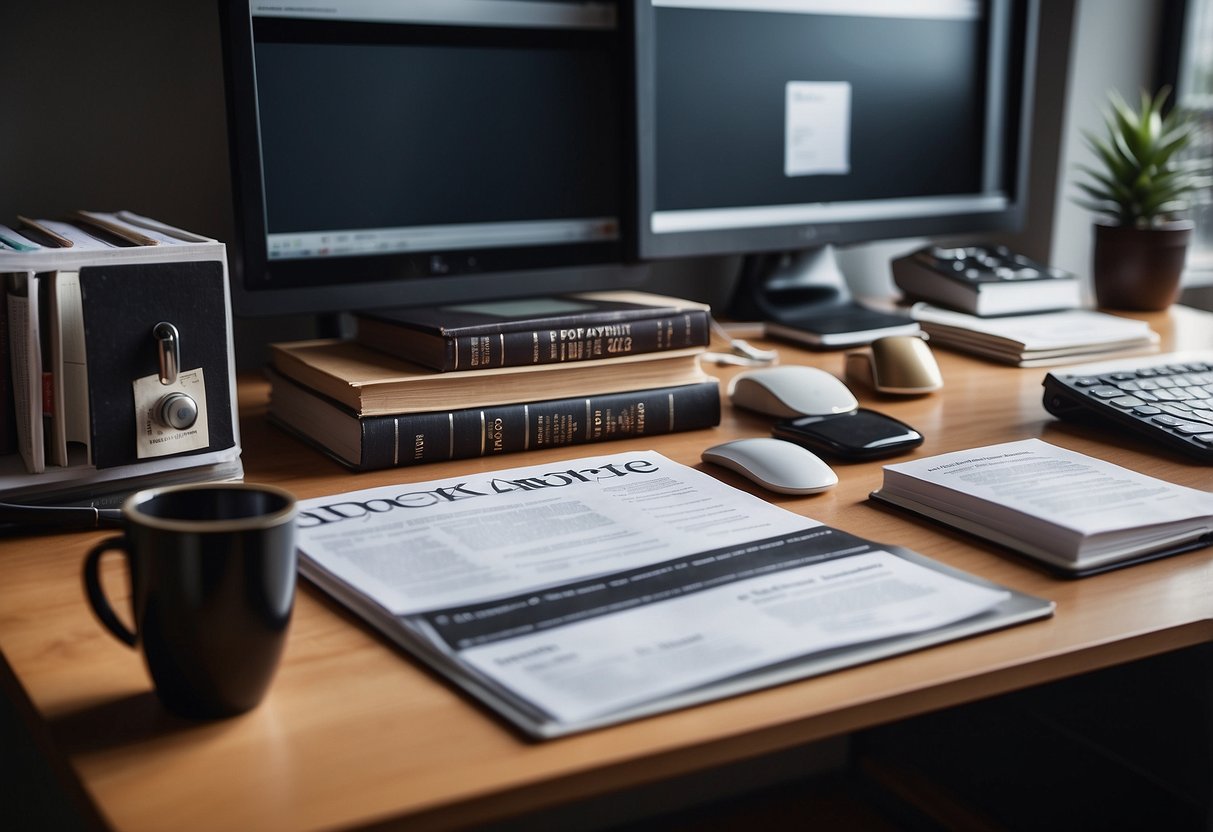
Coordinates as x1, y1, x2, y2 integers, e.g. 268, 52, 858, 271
846, 335, 943, 395
728, 366, 858, 418
701, 437, 838, 495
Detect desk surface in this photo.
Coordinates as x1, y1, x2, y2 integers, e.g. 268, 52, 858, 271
3, 306, 1213, 831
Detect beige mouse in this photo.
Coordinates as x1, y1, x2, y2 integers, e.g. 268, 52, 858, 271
846, 335, 943, 395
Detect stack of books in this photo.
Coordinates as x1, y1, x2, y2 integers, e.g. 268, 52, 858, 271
267, 291, 723, 470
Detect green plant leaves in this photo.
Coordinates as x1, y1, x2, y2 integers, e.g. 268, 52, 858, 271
1071, 85, 1202, 226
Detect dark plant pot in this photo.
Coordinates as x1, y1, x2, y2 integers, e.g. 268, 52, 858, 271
1092, 221, 1193, 311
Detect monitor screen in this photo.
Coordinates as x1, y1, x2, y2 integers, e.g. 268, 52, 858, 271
219, 0, 645, 317
632, 0, 1038, 262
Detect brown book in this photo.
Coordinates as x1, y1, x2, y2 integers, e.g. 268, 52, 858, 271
269, 339, 710, 417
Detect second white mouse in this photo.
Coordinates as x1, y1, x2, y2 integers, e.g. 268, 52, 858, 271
701, 437, 838, 495
728, 366, 858, 418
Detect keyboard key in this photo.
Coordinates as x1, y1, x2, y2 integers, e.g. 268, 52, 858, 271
1043, 358, 1213, 462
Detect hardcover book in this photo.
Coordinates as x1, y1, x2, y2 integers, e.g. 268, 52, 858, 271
266, 368, 721, 471
871, 438, 1213, 576
355, 290, 711, 371
268, 339, 710, 417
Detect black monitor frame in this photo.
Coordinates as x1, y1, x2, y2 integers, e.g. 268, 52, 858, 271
629, 0, 1039, 264
218, 1, 646, 318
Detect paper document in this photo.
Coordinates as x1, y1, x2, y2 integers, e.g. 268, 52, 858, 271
297, 451, 1051, 736
7, 284, 44, 474
785, 81, 851, 176
449, 547, 1006, 724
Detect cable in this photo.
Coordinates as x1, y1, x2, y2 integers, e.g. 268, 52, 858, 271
0, 502, 124, 530
704, 316, 780, 366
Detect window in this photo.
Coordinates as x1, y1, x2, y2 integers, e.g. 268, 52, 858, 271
1174, 0, 1213, 282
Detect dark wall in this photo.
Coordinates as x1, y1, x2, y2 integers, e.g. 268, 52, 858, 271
2, 1, 233, 240
1, 1, 320, 367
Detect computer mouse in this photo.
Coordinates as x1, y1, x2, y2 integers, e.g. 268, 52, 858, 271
846, 335, 943, 395
728, 366, 858, 418
701, 437, 838, 495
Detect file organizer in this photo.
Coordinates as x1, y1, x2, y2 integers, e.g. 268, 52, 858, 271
0, 212, 242, 507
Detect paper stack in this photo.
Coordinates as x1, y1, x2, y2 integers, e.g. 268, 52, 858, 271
909, 304, 1159, 367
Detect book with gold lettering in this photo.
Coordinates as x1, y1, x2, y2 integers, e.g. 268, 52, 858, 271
354, 290, 710, 371
266, 368, 720, 471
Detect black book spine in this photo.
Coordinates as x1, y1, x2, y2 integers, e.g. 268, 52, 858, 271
444, 311, 710, 371
356, 381, 721, 471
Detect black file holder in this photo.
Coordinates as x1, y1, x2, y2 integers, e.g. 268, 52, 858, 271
0, 212, 243, 509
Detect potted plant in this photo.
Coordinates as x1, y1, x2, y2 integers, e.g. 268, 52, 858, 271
1074, 87, 1207, 311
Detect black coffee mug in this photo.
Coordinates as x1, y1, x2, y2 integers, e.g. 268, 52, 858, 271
83, 482, 298, 719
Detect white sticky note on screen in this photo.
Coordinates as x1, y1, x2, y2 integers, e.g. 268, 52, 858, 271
785, 81, 851, 177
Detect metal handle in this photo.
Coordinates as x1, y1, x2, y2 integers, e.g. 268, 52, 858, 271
154, 321, 180, 386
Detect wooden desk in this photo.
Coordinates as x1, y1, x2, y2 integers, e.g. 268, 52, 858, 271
3, 307, 1212, 831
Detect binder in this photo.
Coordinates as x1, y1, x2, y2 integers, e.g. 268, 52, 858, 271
0, 212, 242, 507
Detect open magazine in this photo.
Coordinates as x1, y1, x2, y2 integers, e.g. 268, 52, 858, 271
295, 451, 1053, 738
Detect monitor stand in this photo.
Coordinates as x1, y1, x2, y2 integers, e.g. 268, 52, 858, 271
725, 245, 916, 348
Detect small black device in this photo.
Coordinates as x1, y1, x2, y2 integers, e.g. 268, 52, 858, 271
1042, 357, 1213, 462
773, 409, 923, 460
891, 244, 1079, 316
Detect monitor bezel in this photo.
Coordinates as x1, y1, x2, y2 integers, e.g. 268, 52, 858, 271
218, 1, 647, 318
629, 0, 1040, 261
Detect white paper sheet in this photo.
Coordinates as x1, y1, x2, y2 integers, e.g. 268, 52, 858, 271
785, 81, 851, 176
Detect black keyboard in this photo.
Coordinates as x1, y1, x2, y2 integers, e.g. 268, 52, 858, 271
1043, 355, 1213, 462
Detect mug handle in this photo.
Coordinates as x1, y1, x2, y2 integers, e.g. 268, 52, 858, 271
83, 536, 137, 647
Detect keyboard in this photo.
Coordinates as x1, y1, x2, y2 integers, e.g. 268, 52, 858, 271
1042, 353, 1213, 462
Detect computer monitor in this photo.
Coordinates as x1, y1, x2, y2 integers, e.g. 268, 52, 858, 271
631, 0, 1039, 324
218, 0, 645, 318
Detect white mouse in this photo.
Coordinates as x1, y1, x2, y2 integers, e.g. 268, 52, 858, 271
728, 366, 858, 418
701, 437, 838, 495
